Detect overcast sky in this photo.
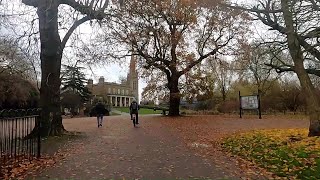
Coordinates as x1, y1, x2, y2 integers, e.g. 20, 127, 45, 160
1, 0, 295, 101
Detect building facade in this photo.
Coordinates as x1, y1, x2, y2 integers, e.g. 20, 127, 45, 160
87, 56, 139, 107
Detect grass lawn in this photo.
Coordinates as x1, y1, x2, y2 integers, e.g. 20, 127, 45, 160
110, 111, 121, 116
113, 107, 163, 114
221, 129, 320, 179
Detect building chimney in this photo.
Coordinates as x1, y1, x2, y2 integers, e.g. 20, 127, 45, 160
99, 76, 105, 84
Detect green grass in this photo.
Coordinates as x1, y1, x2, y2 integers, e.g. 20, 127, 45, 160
110, 111, 121, 116
113, 107, 163, 114
221, 129, 320, 179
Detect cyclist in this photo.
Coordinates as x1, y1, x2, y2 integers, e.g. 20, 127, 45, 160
129, 99, 140, 124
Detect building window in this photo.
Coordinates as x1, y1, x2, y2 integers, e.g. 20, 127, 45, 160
122, 89, 124, 95
126, 90, 129, 95
108, 87, 111, 94
118, 89, 120, 94
113, 88, 116, 94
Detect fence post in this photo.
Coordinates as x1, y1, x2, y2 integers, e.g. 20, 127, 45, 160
37, 110, 41, 158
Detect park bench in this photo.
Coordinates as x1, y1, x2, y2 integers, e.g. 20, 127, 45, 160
139, 105, 169, 115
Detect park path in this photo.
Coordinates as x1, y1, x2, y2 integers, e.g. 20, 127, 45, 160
34, 115, 242, 180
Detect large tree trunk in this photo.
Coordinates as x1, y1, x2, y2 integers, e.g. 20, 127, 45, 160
37, 0, 65, 136
168, 74, 180, 116
282, 0, 320, 136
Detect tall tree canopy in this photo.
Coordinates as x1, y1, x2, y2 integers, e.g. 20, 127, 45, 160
229, 0, 320, 136
106, 0, 249, 116
21, 0, 112, 136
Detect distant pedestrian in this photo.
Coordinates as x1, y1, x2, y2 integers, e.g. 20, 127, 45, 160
129, 99, 140, 124
94, 101, 107, 127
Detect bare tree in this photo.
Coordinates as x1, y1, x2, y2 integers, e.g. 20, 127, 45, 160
0, 37, 39, 109
236, 43, 282, 96
21, 0, 112, 136
229, 0, 320, 136
106, 0, 249, 116
211, 58, 234, 101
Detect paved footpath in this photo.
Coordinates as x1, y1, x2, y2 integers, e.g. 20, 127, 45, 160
35, 115, 244, 180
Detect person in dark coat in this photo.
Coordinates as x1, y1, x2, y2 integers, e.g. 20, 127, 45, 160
95, 101, 106, 127
129, 99, 140, 124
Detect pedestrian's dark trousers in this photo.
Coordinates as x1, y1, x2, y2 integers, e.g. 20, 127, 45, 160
97, 114, 103, 126
130, 112, 138, 123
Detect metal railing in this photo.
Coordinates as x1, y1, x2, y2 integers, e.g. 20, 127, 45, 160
0, 109, 41, 166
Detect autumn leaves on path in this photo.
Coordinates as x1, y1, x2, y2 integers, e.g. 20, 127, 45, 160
33, 115, 242, 179
30, 114, 308, 179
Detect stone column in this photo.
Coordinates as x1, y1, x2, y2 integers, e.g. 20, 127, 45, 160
110, 96, 112, 106
120, 97, 123, 107
115, 97, 118, 107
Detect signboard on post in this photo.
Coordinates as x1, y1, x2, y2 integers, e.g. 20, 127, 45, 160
241, 96, 259, 109
239, 91, 262, 119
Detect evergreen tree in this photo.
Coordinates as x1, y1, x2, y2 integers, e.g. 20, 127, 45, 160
61, 65, 91, 107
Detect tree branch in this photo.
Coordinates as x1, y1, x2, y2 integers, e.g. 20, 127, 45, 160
266, 63, 320, 76
223, 3, 282, 14
22, 0, 39, 7
179, 49, 218, 76
59, 0, 109, 20
61, 16, 92, 50
298, 36, 320, 61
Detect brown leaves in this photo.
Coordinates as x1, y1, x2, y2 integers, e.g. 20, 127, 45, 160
0, 133, 85, 180
0, 156, 55, 180
158, 115, 306, 178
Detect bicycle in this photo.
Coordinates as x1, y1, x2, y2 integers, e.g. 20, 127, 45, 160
131, 113, 137, 127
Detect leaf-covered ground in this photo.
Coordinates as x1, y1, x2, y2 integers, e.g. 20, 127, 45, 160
158, 115, 310, 179
222, 129, 320, 179
1, 114, 310, 179
26, 115, 246, 179
0, 132, 85, 179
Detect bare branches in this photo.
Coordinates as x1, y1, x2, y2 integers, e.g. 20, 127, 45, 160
107, 0, 248, 86
59, 0, 109, 20
266, 63, 320, 76
229, 0, 320, 77
224, 3, 282, 14
61, 16, 92, 50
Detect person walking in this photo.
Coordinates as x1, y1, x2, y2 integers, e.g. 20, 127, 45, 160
95, 101, 106, 128
129, 99, 140, 124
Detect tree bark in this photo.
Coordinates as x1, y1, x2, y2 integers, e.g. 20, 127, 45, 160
281, 0, 320, 136
37, 0, 65, 136
168, 74, 180, 116
222, 85, 226, 102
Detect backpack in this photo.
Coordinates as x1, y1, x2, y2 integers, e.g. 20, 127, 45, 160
131, 102, 138, 111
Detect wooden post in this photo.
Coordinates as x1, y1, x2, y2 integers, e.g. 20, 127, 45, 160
258, 93, 262, 119
37, 110, 41, 158
239, 91, 242, 118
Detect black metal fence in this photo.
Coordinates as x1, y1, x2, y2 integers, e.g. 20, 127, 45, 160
0, 109, 41, 166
